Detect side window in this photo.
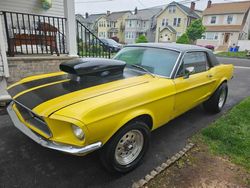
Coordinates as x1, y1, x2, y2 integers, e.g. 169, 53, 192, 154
177, 52, 209, 77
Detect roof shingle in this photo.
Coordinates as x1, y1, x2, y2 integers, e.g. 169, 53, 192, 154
203, 1, 250, 15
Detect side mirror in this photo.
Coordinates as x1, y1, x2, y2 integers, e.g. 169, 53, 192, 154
184, 66, 195, 79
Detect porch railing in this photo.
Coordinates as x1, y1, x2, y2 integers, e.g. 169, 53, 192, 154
2, 11, 67, 56
76, 20, 111, 58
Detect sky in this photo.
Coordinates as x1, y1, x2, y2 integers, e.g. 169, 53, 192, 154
75, 0, 247, 15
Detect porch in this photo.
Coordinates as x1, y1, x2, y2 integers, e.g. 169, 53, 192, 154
0, 0, 111, 102
0, 1, 111, 78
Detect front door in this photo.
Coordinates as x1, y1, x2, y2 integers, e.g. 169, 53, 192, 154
173, 51, 215, 118
223, 33, 230, 45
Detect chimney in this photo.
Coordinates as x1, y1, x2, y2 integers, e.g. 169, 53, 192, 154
190, 2, 195, 11
107, 10, 111, 15
85, 12, 89, 18
134, 7, 138, 15
207, 0, 212, 8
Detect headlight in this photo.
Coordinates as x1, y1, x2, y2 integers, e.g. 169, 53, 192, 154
71, 125, 85, 140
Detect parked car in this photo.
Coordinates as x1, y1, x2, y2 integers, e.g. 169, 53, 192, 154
100, 38, 123, 52
204, 45, 215, 51
7, 43, 234, 173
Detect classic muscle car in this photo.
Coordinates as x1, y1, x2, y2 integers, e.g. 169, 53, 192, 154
7, 43, 234, 173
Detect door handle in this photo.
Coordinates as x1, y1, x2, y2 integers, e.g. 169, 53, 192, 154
207, 74, 213, 78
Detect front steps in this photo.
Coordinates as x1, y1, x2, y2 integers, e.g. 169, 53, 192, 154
216, 45, 228, 52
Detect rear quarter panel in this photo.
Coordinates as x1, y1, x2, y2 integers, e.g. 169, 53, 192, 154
209, 63, 234, 91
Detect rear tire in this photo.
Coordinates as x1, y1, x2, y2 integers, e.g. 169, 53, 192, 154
100, 121, 150, 173
203, 82, 228, 113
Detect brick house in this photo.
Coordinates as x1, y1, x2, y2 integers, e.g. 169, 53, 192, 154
196, 0, 250, 51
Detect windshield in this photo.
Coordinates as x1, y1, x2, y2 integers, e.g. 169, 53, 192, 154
114, 47, 180, 77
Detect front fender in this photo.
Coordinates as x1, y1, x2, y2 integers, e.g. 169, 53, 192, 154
85, 108, 155, 146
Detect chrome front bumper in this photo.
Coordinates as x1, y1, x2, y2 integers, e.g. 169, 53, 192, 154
7, 103, 102, 156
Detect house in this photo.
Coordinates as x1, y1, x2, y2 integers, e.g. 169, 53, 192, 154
97, 11, 132, 43
76, 13, 106, 35
124, 7, 163, 44
155, 1, 200, 43
197, 1, 250, 51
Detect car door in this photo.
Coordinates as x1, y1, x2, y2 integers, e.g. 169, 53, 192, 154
172, 51, 215, 118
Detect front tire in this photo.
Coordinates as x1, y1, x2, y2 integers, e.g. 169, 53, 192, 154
100, 121, 150, 173
203, 82, 228, 113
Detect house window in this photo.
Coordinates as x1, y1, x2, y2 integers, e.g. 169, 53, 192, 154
173, 6, 176, 13
143, 21, 146, 27
165, 19, 168, 26
210, 16, 216, 24
173, 18, 177, 26
162, 19, 165, 26
126, 32, 135, 39
177, 18, 181, 27
129, 20, 132, 27
214, 33, 218, 40
169, 7, 172, 13
227, 15, 233, 24
205, 32, 218, 40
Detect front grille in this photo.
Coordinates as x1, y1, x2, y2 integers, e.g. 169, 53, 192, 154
15, 102, 52, 137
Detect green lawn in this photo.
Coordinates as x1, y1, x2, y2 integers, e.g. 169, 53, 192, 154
216, 51, 249, 58
197, 97, 250, 171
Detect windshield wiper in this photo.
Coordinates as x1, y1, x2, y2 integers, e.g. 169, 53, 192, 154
130, 64, 155, 78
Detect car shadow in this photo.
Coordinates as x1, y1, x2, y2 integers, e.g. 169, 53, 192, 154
0, 105, 223, 188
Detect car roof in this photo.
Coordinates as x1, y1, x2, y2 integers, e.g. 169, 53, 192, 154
126, 43, 209, 52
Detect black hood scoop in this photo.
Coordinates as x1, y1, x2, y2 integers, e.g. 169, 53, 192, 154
60, 58, 126, 81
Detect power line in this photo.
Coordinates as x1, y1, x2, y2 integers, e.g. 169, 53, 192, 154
75, 0, 113, 4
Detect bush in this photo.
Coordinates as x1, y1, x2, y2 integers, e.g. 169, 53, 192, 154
176, 33, 190, 44
135, 35, 148, 43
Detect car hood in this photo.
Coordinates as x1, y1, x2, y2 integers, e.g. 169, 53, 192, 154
8, 70, 152, 117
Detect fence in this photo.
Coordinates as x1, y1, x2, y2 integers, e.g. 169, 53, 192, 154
2, 11, 67, 56
76, 20, 111, 58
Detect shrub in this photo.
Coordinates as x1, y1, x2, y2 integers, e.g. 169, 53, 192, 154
135, 35, 148, 43
176, 33, 190, 44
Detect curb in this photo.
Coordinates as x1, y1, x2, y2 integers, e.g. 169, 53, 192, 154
131, 143, 195, 188
216, 55, 250, 60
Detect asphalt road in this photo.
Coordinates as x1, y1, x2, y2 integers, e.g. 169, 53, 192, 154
0, 57, 250, 188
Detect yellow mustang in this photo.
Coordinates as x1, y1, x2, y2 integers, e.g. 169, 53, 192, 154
7, 43, 233, 173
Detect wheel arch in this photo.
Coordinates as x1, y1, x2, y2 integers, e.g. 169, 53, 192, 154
118, 110, 154, 131
102, 110, 154, 146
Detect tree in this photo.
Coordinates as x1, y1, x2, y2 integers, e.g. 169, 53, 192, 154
135, 35, 148, 43
186, 19, 206, 43
176, 33, 190, 44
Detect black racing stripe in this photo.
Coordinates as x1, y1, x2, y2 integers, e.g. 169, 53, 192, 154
8, 74, 67, 97
15, 70, 141, 110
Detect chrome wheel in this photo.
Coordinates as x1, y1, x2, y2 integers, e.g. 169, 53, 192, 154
115, 130, 144, 165
218, 88, 226, 108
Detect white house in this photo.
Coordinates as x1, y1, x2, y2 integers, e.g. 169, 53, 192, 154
197, 0, 250, 51
0, 0, 78, 102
